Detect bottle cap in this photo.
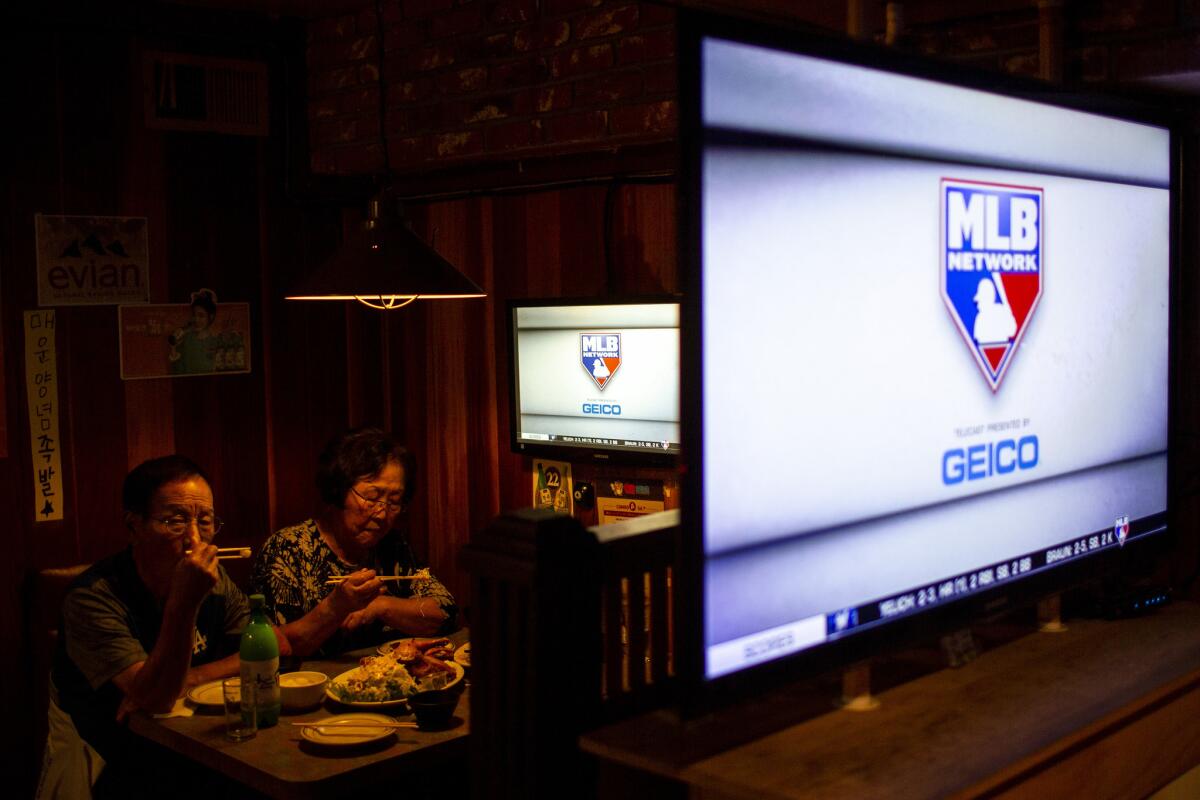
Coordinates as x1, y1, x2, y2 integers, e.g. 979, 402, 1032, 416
249, 593, 265, 610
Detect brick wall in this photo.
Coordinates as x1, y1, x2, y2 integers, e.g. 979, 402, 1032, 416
307, 0, 677, 176
905, 2, 1200, 86
306, 1, 1200, 179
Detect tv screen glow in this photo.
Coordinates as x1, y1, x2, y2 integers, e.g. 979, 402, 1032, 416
510, 301, 680, 460
693, 34, 1171, 681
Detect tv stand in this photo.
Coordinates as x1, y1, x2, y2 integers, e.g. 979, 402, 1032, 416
837, 660, 879, 712
1037, 591, 1068, 633
581, 601, 1200, 799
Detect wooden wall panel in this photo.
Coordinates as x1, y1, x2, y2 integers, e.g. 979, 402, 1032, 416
490, 195, 537, 512
560, 187, 612, 296
121, 34, 175, 470
2, 39, 60, 778
59, 307, 131, 563
522, 192, 564, 295
463, 200, 503, 543
401, 198, 491, 610
614, 182, 677, 295
262, 254, 352, 533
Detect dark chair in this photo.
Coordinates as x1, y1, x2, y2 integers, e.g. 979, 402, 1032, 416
28, 565, 91, 786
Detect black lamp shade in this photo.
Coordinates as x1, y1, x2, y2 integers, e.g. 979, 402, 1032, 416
286, 214, 485, 306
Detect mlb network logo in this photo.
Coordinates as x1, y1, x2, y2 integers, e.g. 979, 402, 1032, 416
581, 333, 621, 391
941, 179, 1043, 392
1114, 515, 1130, 547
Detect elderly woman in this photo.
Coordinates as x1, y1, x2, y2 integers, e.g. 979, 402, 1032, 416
251, 427, 457, 656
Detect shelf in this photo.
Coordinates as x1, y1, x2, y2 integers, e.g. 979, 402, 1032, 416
582, 601, 1200, 799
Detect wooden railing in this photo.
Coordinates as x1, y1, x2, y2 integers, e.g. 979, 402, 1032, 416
594, 511, 677, 721
460, 508, 678, 800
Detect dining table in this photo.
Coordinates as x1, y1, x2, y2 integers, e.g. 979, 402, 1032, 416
128, 629, 471, 799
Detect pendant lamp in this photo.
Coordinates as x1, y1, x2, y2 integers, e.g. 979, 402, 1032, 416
285, 191, 485, 310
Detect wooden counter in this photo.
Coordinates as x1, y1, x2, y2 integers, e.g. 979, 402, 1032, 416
581, 602, 1200, 799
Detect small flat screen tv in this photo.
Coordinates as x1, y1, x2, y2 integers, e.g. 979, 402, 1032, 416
508, 298, 680, 464
677, 14, 1176, 710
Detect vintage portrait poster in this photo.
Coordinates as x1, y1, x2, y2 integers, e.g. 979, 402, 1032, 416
595, 478, 665, 526
118, 291, 251, 379
24, 310, 64, 522
35, 214, 150, 306
532, 459, 573, 515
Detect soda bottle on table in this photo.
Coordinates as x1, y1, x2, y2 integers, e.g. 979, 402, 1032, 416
240, 593, 280, 728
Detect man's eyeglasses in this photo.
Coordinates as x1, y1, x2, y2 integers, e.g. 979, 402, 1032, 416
350, 486, 406, 514
151, 514, 224, 536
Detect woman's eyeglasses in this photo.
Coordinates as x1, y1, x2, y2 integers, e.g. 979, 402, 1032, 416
350, 486, 406, 514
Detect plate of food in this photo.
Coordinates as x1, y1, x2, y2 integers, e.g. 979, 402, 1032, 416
185, 679, 226, 708
454, 642, 470, 669
297, 713, 402, 746
376, 636, 454, 660
326, 648, 465, 708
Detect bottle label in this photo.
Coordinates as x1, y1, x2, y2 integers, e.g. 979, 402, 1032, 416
241, 657, 281, 726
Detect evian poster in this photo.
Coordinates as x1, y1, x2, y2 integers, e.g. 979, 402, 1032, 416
35, 214, 150, 306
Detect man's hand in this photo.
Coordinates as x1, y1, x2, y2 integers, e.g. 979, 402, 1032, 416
170, 530, 219, 608
115, 694, 139, 723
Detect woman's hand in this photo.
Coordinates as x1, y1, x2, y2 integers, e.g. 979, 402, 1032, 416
340, 595, 389, 632
339, 595, 446, 636
327, 569, 383, 618
408, 597, 449, 636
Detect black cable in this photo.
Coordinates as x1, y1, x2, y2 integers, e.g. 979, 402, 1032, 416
374, 0, 390, 181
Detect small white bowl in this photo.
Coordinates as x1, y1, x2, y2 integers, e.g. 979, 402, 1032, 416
279, 670, 329, 710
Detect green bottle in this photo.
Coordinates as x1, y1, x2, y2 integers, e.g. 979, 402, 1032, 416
240, 594, 280, 727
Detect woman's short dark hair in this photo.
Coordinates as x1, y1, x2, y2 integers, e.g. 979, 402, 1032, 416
191, 289, 217, 319
123, 455, 211, 515
315, 427, 416, 508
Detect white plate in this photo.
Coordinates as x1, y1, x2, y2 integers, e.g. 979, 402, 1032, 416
325, 660, 465, 707
375, 637, 453, 657
298, 713, 398, 746
454, 642, 470, 668
415, 658, 464, 692
185, 679, 227, 708
376, 638, 409, 657
325, 666, 410, 708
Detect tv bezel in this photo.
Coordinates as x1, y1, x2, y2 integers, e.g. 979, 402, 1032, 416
675, 10, 1181, 716
506, 295, 683, 467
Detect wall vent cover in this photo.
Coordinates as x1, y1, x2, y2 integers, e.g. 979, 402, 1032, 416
143, 51, 268, 136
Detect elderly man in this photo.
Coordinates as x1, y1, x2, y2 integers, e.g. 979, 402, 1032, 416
41, 456, 280, 797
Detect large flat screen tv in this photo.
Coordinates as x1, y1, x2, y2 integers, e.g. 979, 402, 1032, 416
678, 14, 1176, 710
508, 298, 680, 464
